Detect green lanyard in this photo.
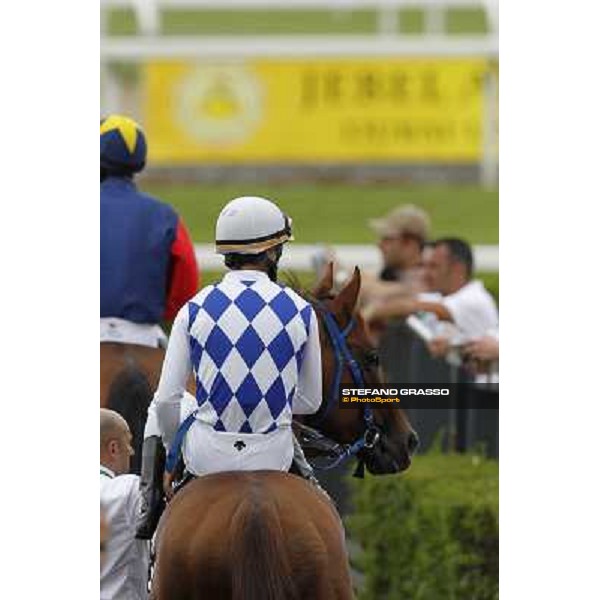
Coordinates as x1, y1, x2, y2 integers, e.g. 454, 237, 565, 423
100, 467, 114, 479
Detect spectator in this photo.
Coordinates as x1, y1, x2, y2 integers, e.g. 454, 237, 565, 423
369, 204, 431, 283
313, 204, 430, 304
360, 205, 431, 327
100, 409, 149, 600
364, 238, 498, 359
100, 507, 109, 569
462, 331, 499, 380
463, 333, 499, 362
415, 241, 442, 301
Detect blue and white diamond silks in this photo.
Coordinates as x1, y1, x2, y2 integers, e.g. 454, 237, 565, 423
187, 271, 314, 434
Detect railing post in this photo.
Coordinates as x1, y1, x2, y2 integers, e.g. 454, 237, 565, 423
100, 64, 122, 115
481, 64, 499, 190
424, 5, 445, 36
135, 0, 161, 36
377, 4, 398, 37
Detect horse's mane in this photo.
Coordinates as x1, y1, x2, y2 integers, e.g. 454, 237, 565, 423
280, 271, 333, 304
280, 271, 311, 299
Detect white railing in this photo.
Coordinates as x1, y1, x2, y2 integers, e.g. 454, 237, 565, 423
101, 35, 497, 59
100, 0, 498, 37
194, 244, 499, 272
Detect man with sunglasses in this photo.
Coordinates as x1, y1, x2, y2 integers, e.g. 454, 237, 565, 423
360, 205, 431, 325
370, 204, 431, 284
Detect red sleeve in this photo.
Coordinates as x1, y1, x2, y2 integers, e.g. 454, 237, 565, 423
163, 219, 200, 321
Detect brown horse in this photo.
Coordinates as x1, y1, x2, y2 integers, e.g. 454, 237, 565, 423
153, 471, 348, 600
150, 265, 417, 600
303, 263, 418, 476
100, 343, 166, 474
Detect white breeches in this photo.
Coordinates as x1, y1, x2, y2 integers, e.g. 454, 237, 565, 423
100, 317, 167, 349
145, 393, 295, 475
181, 421, 295, 476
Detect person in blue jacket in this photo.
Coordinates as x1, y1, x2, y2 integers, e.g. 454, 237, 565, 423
101, 114, 199, 344
101, 115, 200, 539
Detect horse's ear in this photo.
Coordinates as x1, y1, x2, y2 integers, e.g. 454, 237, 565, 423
331, 266, 361, 317
312, 261, 334, 299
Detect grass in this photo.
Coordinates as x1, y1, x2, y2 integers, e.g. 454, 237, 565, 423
142, 182, 498, 245
143, 182, 499, 297
106, 8, 490, 36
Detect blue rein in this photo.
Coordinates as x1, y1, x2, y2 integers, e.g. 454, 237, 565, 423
310, 302, 379, 475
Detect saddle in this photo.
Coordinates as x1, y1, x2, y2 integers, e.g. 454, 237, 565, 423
169, 444, 333, 502
292, 421, 347, 465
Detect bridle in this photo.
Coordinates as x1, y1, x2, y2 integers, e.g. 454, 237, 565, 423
296, 300, 383, 478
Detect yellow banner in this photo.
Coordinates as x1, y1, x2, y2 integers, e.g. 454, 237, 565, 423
143, 58, 492, 163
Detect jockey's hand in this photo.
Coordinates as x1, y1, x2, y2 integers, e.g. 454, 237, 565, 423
163, 471, 175, 501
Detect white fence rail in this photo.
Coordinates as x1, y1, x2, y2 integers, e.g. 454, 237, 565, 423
101, 35, 497, 59
195, 243, 499, 272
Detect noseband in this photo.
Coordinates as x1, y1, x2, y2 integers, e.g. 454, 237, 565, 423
298, 301, 382, 478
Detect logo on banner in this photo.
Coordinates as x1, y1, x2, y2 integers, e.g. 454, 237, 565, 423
176, 64, 264, 145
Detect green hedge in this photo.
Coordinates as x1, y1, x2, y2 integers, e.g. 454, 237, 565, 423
347, 451, 498, 600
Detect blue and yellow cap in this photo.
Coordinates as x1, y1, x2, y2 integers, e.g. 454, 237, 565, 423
100, 114, 147, 173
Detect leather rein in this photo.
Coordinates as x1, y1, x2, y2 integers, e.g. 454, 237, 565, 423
294, 301, 382, 479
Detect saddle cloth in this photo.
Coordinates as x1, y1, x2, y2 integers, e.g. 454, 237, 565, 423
100, 317, 167, 349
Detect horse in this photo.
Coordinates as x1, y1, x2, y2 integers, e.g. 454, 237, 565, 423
100, 342, 166, 474
149, 264, 418, 600
300, 262, 418, 477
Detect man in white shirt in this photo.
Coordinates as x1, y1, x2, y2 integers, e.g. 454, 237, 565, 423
100, 409, 149, 600
365, 238, 498, 354
422, 238, 498, 355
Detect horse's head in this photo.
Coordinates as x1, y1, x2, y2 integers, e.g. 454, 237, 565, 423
307, 263, 418, 475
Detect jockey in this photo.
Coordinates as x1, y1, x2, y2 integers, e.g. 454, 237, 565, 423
136, 196, 323, 539
100, 114, 199, 347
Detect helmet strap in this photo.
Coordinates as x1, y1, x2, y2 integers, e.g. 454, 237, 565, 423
265, 245, 283, 282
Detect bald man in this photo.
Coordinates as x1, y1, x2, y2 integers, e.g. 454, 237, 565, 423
100, 409, 149, 600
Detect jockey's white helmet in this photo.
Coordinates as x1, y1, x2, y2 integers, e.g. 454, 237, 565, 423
215, 196, 293, 255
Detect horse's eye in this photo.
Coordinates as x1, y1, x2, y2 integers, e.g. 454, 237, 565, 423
365, 350, 380, 367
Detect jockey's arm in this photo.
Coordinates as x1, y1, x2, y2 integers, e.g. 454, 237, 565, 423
163, 219, 200, 322
291, 308, 323, 414
147, 307, 192, 448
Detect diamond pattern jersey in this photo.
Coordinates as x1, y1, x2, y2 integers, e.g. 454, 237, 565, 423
187, 272, 315, 434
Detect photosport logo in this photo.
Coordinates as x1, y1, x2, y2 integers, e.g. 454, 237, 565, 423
338, 384, 498, 410
176, 64, 264, 146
